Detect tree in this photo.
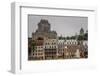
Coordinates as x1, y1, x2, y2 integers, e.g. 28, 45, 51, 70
84, 32, 88, 40
78, 28, 85, 41
77, 35, 84, 41
59, 35, 63, 39
66, 36, 70, 40
70, 36, 76, 39
31, 40, 36, 52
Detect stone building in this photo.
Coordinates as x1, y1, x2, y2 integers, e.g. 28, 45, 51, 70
58, 40, 65, 58
30, 19, 58, 60
28, 19, 88, 60
57, 39, 87, 59
44, 38, 58, 59
32, 37, 45, 60
32, 19, 57, 40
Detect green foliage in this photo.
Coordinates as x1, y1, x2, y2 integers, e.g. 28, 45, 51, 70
77, 32, 88, 41
84, 32, 88, 40
70, 36, 76, 39
58, 28, 88, 41
66, 36, 70, 40
58, 35, 77, 40
31, 40, 36, 52
77, 35, 83, 40
59, 36, 66, 40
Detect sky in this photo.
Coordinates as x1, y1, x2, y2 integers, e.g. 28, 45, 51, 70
28, 15, 88, 37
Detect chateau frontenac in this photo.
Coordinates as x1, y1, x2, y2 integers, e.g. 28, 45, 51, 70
28, 19, 88, 60
32, 19, 57, 40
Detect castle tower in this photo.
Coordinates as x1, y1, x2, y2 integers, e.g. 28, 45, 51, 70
37, 19, 50, 32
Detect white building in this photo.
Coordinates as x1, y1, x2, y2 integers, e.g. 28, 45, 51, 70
64, 40, 78, 45
58, 40, 65, 57
44, 38, 58, 59
58, 39, 79, 58
33, 45, 45, 59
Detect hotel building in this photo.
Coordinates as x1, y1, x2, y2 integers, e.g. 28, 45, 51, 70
28, 19, 88, 60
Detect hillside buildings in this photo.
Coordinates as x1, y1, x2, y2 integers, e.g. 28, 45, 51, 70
28, 19, 88, 60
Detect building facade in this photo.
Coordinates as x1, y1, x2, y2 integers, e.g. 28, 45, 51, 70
32, 38, 45, 60
28, 19, 88, 60
29, 19, 58, 60
44, 38, 58, 59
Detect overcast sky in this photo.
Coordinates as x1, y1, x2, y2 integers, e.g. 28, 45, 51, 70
28, 15, 88, 37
